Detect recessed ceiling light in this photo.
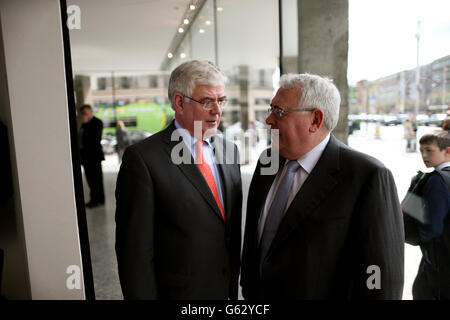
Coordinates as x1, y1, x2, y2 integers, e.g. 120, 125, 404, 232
190, 4, 196, 10
184, 19, 189, 25
180, 53, 186, 58
199, 29, 205, 34
205, 20, 211, 25
168, 53, 173, 59
178, 27, 184, 33
217, 7, 223, 12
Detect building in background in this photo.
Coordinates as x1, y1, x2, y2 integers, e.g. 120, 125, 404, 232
354, 55, 449, 115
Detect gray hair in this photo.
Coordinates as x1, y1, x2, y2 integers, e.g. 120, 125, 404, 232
168, 60, 227, 109
279, 73, 340, 131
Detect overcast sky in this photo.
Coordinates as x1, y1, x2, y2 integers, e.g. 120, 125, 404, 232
348, 0, 450, 85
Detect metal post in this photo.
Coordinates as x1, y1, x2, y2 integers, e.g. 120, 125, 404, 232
213, 0, 219, 66
413, 21, 421, 152
415, 21, 421, 117
112, 71, 118, 143
443, 65, 447, 105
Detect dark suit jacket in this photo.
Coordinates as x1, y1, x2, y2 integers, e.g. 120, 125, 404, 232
79, 116, 104, 165
404, 168, 450, 297
241, 135, 404, 299
115, 121, 242, 299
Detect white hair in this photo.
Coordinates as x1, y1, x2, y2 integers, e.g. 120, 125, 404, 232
168, 60, 227, 109
279, 73, 341, 131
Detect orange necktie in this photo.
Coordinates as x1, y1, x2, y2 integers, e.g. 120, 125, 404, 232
195, 140, 226, 221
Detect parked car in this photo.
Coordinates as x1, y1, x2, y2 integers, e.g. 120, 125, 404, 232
101, 129, 152, 155
396, 114, 409, 124
425, 113, 447, 127
126, 129, 152, 144
415, 114, 429, 126
101, 134, 117, 155
380, 115, 401, 126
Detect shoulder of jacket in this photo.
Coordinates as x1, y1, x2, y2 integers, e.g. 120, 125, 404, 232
336, 140, 387, 172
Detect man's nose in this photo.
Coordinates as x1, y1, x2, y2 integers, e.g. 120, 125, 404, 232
266, 112, 275, 126
209, 104, 221, 115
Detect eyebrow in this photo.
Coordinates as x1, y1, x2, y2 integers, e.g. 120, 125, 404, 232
200, 96, 227, 101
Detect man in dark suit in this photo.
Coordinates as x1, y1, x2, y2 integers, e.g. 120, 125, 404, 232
241, 73, 404, 300
79, 104, 105, 208
115, 60, 242, 299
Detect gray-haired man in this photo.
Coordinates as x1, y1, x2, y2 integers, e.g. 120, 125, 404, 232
115, 60, 242, 299
241, 73, 404, 300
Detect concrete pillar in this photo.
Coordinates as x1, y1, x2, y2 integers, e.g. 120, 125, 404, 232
0, 0, 87, 299
283, 56, 299, 75
297, 0, 349, 143
0, 15, 30, 299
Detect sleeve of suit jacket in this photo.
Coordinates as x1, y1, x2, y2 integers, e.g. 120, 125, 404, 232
352, 167, 404, 299
115, 145, 158, 299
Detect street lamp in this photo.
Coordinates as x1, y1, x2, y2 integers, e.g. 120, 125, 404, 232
415, 21, 421, 118
413, 21, 421, 152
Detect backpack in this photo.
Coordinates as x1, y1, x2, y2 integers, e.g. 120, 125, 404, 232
403, 167, 450, 246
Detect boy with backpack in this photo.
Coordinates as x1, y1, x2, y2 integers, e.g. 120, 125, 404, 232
403, 129, 450, 299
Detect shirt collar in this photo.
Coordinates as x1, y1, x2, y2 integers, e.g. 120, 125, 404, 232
294, 133, 331, 174
174, 119, 213, 148
436, 162, 450, 171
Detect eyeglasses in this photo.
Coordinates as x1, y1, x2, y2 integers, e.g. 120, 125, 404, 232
268, 105, 316, 118
184, 95, 228, 110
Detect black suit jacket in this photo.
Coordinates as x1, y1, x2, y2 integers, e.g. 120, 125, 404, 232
241, 135, 404, 299
79, 116, 104, 164
115, 121, 242, 299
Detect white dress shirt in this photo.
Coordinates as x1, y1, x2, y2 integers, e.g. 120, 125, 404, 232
436, 162, 450, 170
174, 120, 224, 207
257, 133, 331, 242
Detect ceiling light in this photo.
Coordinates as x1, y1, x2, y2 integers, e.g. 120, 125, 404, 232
167, 53, 173, 59
217, 7, 223, 12
178, 27, 184, 33
184, 19, 189, 25
180, 53, 186, 59
205, 20, 211, 25
190, 4, 196, 10
199, 29, 205, 34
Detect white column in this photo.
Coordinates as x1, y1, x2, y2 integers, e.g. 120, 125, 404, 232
0, 0, 86, 299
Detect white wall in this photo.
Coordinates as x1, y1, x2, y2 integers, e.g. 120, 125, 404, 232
0, 0, 85, 299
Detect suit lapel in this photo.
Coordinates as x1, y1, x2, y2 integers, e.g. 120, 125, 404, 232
254, 155, 287, 221
162, 122, 224, 222
212, 136, 232, 221
248, 153, 286, 250
268, 135, 341, 254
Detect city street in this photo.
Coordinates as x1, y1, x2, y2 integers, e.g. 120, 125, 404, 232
93, 122, 441, 300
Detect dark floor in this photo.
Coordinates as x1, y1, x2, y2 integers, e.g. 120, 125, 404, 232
83, 169, 123, 300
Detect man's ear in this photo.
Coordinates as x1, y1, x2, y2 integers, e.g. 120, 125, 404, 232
445, 146, 450, 156
173, 93, 184, 114
309, 108, 325, 133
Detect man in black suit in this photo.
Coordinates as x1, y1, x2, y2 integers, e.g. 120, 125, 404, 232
79, 104, 105, 208
241, 73, 404, 299
115, 60, 242, 299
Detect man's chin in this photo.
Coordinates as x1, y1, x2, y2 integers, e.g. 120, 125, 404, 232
202, 125, 218, 139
